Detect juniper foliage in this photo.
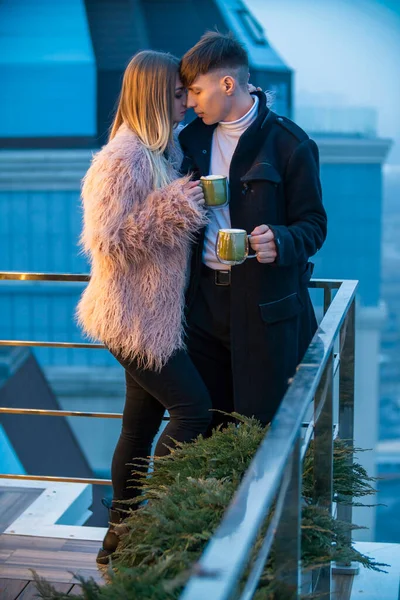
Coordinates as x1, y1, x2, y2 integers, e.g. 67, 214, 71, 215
35, 415, 386, 600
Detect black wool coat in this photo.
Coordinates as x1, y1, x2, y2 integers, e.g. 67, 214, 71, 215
179, 92, 327, 424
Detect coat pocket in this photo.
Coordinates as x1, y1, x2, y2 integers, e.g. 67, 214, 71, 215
241, 162, 281, 184
259, 292, 304, 324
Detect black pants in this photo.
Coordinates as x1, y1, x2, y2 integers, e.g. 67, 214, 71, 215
110, 348, 212, 507
186, 266, 235, 433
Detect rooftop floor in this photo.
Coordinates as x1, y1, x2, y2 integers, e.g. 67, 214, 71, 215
0, 534, 102, 598
1, 484, 399, 600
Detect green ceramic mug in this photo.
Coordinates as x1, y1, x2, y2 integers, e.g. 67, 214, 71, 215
215, 228, 257, 265
200, 175, 229, 207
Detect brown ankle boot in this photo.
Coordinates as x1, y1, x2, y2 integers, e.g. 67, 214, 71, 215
96, 506, 128, 565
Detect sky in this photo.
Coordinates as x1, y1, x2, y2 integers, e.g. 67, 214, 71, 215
247, 0, 400, 163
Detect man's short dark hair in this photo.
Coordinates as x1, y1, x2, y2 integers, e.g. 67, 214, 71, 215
180, 31, 249, 88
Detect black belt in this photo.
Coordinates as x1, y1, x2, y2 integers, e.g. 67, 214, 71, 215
201, 264, 231, 286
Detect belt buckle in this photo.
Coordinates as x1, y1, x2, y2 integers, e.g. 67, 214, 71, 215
215, 270, 231, 286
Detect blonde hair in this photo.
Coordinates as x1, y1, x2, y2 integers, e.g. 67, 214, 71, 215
109, 50, 179, 189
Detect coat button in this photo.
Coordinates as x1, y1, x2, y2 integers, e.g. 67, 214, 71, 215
277, 117, 283, 122
202, 149, 207, 154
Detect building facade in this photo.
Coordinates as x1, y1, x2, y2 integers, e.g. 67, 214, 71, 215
0, 1, 393, 538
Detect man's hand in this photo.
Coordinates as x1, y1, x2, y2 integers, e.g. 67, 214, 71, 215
249, 224, 277, 263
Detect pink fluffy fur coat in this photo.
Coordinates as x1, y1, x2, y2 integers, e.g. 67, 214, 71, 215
76, 124, 207, 370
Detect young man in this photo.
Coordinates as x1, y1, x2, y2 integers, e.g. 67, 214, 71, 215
179, 32, 327, 427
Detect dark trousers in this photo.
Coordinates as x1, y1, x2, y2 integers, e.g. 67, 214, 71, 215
110, 348, 212, 507
186, 266, 235, 432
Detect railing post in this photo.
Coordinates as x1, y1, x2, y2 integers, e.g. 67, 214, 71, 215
323, 284, 332, 316
335, 299, 358, 574
274, 434, 302, 598
312, 351, 334, 593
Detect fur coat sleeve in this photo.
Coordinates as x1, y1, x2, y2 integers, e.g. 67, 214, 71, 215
80, 132, 207, 268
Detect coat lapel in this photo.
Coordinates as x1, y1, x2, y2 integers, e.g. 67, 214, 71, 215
229, 92, 270, 183
188, 121, 217, 176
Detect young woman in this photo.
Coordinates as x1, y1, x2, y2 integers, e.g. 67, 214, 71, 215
77, 51, 212, 564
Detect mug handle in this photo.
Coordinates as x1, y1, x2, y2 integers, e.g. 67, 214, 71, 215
247, 234, 257, 259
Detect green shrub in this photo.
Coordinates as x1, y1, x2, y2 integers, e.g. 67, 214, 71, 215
35, 414, 386, 600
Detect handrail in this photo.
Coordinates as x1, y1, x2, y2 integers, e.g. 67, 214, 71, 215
0, 272, 90, 281
180, 280, 358, 599
0, 271, 102, 348
0, 271, 342, 286
0, 271, 357, 597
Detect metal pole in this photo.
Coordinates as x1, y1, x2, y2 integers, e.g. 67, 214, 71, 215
335, 299, 358, 575
312, 351, 334, 594
337, 301, 356, 530
274, 434, 302, 598
0, 473, 112, 485
323, 285, 332, 316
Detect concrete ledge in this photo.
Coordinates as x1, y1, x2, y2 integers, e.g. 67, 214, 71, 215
0, 478, 105, 541
350, 541, 400, 599
316, 136, 393, 164
0, 150, 92, 190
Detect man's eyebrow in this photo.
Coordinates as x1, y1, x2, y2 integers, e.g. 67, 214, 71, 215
188, 86, 200, 91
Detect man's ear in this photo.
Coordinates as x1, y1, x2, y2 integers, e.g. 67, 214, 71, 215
221, 76, 236, 96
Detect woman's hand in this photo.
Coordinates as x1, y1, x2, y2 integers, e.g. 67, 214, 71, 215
184, 180, 205, 206
248, 83, 262, 93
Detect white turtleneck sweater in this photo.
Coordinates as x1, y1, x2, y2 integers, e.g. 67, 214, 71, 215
203, 94, 259, 270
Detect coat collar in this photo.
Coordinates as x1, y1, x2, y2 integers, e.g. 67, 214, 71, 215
179, 118, 217, 176
230, 92, 274, 181
179, 91, 271, 177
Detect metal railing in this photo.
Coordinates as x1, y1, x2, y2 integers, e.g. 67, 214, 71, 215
1, 272, 116, 486
180, 278, 358, 599
0, 271, 358, 598
0, 272, 169, 488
